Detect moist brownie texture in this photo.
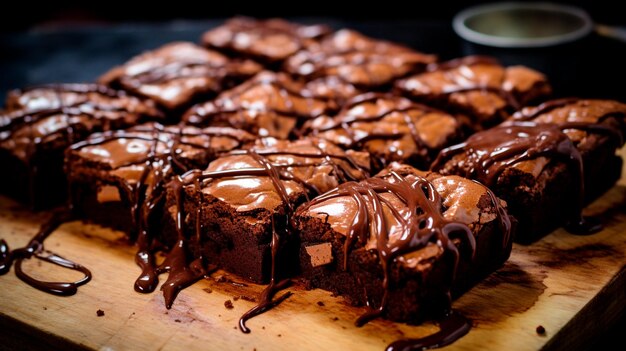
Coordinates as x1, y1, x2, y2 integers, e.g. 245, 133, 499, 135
183, 71, 337, 139
294, 164, 513, 323
202, 17, 331, 65
395, 56, 552, 130
431, 121, 591, 243
99, 42, 262, 113
0, 84, 163, 209
66, 122, 254, 242
510, 98, 626, 202
165, 137, 371, 283
284, 29, 436, 94
304, 93, 464, 170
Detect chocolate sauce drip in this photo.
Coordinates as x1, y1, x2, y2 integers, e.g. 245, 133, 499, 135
71, 123, 249, 302
169, 142, 368, 329
432, 122, 600, 235
386, 311, 471, 351
0, 210, 91, 296
301, 171, 477, 326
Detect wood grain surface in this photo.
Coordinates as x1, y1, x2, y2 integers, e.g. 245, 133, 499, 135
1, 161, 626, 351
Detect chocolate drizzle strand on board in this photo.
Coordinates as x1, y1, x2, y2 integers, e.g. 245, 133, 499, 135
0, 210, 91, 296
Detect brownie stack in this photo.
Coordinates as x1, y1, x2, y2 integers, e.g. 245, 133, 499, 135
2, 17, 625, 327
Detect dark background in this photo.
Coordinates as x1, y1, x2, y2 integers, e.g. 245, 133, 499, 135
0, 1, 624, 349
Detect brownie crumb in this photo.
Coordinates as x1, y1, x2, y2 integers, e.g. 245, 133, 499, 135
317, 301, 325, 307
96, 309, 105, 317
224, 300, 234, 309
233, 296, 240, 301
175, 319, 181, 323
536, 325, 546, 335
203, 288, 213, 294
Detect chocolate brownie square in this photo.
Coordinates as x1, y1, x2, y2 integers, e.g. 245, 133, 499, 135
294, 164, 514, 323
304, 93, 464, 170
65, 122, 254, 242
284, 29, 436, 89
165, 137, 371, 283
202, 17, 331, 65
0, 84, 163, 209
395, 56, 552, 130
183, 71, 338, 139
510, 98, 626, 202
431, 122, 592, 243
99, 42, 262, 113
282, 29, 436, 107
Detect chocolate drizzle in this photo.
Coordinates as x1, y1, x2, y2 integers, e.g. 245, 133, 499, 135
70, 123, 251, 305
184, 71, 335, 139
302, 171, 477, 325
386, 311, 471, 351
284, 29, 436, 87
511, 98, 626, 146
305, 93, 459, 168
169, 139, 370, 329
0, 210, 91, 296
432, 122, 600, 234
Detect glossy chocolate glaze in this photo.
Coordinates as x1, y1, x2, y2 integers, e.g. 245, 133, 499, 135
202, 17, 331, 63
0, 84, 163, 206
386, 311, 471, 351
99, 42, 262, 110
166, 137, 370, 330
395, 56, 551, 127
0, 210, 91, 296
284, 29, 436, 87
302, 170, 477, 325
304, 93, 461, 168
432, 122, 599, 234
69, 123, 253, 303
299, 166, 511, 349
511, 98, 626, 147
184, 71, 337, 139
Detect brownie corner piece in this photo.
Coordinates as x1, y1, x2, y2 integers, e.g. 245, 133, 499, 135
99, 41, 262, 113
294, 164, 513, 322
0, 84, 163, 209
65, 122, 255, 241
511, 98, 626, 203
431, 121, 589, 243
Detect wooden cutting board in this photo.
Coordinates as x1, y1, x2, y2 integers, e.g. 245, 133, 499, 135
1, 161, 626, 351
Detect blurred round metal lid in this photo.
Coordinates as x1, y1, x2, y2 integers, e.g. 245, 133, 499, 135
453, 2, 593, 48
